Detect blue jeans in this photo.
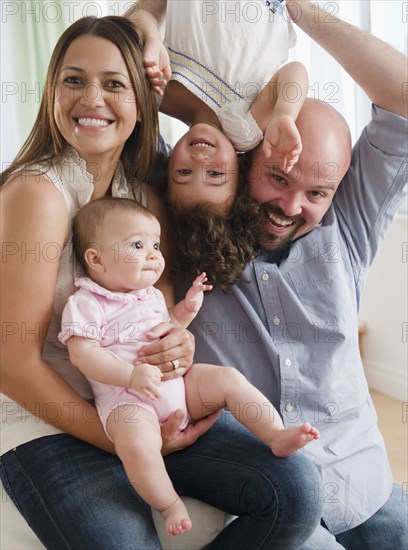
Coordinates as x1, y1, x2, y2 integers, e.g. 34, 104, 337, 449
299, 484, 408, 549
0, 412, 321, 550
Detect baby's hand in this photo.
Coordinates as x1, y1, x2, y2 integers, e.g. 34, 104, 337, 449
143, 36, 171, 95
184, 272, 213, 313
129, 362, 163, 400
263, 115, 302, 173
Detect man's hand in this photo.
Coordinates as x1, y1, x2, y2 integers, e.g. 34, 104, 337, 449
138, 323, 195, 380
161, 409, 220, 455
143, 36, 171, 95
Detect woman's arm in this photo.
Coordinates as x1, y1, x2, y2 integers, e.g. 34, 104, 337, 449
0, 175, 115, 453
287, 0, 408, 118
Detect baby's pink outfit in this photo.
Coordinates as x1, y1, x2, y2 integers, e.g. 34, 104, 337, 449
59, 277, 189, 438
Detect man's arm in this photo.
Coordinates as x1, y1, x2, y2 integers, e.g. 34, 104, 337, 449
287, 1, 408, 118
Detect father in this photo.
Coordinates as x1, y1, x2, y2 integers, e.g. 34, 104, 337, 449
180, 2, 407, 548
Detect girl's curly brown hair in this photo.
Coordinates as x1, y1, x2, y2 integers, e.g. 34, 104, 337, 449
166, 163, 263, 292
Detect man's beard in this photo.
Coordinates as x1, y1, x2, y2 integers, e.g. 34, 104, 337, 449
257, 226, 299, 251
257, 205, 304, 262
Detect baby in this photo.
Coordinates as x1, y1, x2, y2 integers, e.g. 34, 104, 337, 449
59, 197, 319, 536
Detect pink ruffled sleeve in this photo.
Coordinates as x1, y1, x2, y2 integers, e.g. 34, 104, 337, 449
58, 289, 104, 345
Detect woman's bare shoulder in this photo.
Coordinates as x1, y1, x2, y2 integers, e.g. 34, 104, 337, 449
1, 171, 70, 243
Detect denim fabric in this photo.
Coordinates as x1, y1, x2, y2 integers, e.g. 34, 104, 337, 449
335, 484, 408, 549
300, 484, 408, 549
0, 411, 323, 550
165, 411, 323, 549
0, 435, 159, 550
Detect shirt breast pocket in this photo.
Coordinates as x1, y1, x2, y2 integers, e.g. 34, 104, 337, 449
287, 259, 357, 328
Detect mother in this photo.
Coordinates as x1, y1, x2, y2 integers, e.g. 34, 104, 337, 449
0, 15, 320, 550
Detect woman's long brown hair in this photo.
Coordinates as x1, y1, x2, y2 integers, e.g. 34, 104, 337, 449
0, 16, 159, 190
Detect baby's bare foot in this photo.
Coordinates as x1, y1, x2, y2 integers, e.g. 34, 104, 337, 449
161, 498, 192, 536
270, 422, 319, 458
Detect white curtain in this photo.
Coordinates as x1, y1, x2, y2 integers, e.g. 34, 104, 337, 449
290, 0, 408, 144
0, 1, 72, 167
0, 0, 108, 168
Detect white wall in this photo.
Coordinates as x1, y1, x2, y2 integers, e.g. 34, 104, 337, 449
360, 215, 408, 401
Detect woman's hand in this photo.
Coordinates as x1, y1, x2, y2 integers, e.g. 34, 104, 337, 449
137, 322, 195, 380
161, 409, 220, 455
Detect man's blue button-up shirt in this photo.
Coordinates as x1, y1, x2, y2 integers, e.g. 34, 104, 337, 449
183, 106, 408, 534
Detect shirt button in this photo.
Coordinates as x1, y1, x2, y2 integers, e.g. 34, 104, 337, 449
273, 316, 281, 326
285, 403, 294, 412
261, 272, 269, 281
284, 358, 292, 367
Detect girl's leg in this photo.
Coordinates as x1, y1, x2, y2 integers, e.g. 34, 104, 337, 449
166, 410, 323, 550
0, 434, 161, 550
185, 363, 318, 457
107, 406, 191, 536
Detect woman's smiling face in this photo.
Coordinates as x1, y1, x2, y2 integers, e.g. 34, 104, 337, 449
54, 34, 139, 161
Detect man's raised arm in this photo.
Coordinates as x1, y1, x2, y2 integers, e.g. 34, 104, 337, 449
287, 0, 408, 118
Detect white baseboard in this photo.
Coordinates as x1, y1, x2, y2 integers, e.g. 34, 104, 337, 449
363, 359, 408, 402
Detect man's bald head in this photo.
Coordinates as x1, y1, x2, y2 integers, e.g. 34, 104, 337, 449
296, 98, 352, 177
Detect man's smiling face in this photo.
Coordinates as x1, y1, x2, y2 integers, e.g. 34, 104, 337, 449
247, 99, 352, 252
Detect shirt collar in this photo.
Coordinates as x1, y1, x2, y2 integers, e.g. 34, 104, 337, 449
74, 276, 153, 303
